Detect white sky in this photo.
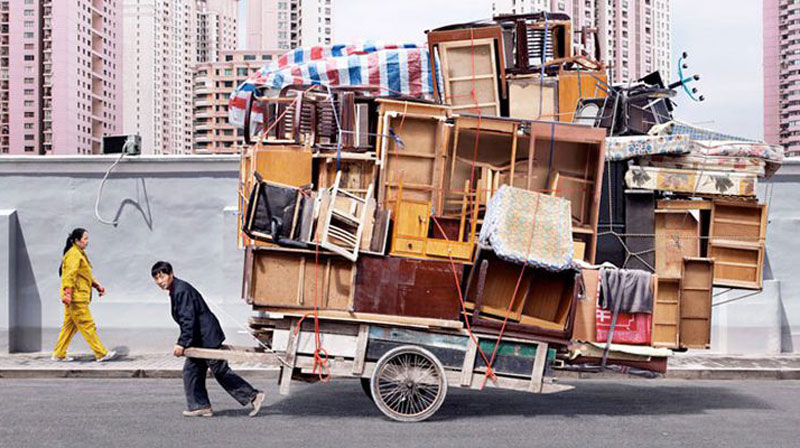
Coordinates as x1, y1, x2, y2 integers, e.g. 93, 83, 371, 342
333, 0, 764, 140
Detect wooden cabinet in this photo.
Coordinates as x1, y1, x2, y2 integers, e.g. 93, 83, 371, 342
655, 210, 700, 278
652, 277, 680, 348
708, 199, 767, 290
679, 258, 714, 349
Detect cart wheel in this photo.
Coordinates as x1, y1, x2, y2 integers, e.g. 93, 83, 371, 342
370, 346, 447, 422
360, 378, 374, 402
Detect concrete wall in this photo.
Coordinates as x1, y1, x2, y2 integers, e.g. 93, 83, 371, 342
1, 156, 800, 354
758, 160, 800, 352
0, 155, 251, 354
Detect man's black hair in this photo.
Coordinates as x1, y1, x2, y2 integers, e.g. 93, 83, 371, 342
151, 261, 173, 278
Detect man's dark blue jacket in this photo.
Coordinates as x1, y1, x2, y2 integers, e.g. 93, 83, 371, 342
169, 278, 225, 348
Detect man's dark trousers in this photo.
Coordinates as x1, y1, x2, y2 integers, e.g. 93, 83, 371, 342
184, 355, 257, 411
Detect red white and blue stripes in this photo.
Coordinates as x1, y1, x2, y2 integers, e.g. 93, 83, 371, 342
228, 42, 435, 127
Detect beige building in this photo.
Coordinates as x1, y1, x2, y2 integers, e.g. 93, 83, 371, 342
122, 0, 198, 155
244, 0, 333, 51
196, 0, 238, 63
492, 0, 672, 83
193, 50, 283, 154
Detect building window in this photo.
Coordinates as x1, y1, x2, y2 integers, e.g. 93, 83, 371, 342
24, 32, 34, 38
243, 54, 256, 60
225, 54, 233, 61
24, 112, 35, 118
24, 123, 34, 129
24, 89, 34, 95
24, 55, 35, 61
237, 68, 248, 76
24, 134, 35, 140
261, 54, 272, 60
24, 100, 34, 107
224, 68, 233, 76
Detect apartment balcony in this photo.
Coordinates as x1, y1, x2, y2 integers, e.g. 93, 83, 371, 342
196, 100, 212, 107
194, 124, 213, 131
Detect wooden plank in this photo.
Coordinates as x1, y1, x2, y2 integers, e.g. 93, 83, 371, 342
680, 258, 714, 349
528, 342, 549, 393
279, 319, 299, 395
253, 146, 313, 187
351, 324, 369, 375
184, 346, 282, 366
654, 210, 700, 278
658, 199, 713, 211
460, 336, 479, 387
253, 307, 465, 330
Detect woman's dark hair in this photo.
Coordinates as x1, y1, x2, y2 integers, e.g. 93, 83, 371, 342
59, 228, 87, 276
151, 261, 173, 278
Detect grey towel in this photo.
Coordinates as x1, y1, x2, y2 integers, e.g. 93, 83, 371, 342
599, 267, 653, 314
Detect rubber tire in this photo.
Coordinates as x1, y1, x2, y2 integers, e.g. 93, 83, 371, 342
360, 377, 374, 402
370, 345, 448, 422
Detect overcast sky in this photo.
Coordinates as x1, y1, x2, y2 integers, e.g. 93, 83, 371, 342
333, 0, 763, 140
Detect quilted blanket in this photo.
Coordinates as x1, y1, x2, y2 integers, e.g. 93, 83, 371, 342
641, 154, 766, 177
605, 134, 692, 161
625, 165, 757, 197
479, 186, 574, 271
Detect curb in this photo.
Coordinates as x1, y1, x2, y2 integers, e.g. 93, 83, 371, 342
554, 369, 800, 381
0, 368, 281, 380
664, 368, 800, 380
3, 368, 797, 381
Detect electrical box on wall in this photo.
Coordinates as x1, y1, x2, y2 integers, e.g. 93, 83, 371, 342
102, 134, 141, 156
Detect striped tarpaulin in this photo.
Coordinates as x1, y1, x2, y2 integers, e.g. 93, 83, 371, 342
228, 42, 436, 128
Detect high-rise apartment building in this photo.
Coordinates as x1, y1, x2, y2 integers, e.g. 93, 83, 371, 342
193, 49, 282, 154
0, 0, 123, 155
492, 0, 672, 83
196, 0, 238, 63
764, 0, 800, 156
122, 0, 197, 155
243, 0, 333, 51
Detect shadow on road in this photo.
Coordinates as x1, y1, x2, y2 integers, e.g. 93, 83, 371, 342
264, 379, 774, 422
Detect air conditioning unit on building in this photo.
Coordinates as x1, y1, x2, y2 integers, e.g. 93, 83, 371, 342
102, 134, 141, 156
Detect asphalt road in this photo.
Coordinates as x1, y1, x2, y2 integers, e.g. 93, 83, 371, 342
0, 378, 798, 448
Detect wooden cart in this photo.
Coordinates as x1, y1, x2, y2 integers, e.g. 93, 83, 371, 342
185, 312, 573, 422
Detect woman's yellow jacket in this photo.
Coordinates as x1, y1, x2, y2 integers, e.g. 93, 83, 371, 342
60, 245, 96, 302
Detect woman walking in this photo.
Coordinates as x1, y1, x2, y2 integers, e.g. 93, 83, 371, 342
51, 228, 116, 362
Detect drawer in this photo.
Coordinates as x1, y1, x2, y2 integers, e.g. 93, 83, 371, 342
393, 237, 425, 255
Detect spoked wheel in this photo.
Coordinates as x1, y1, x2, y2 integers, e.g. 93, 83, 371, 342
370, 346, 448, 422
